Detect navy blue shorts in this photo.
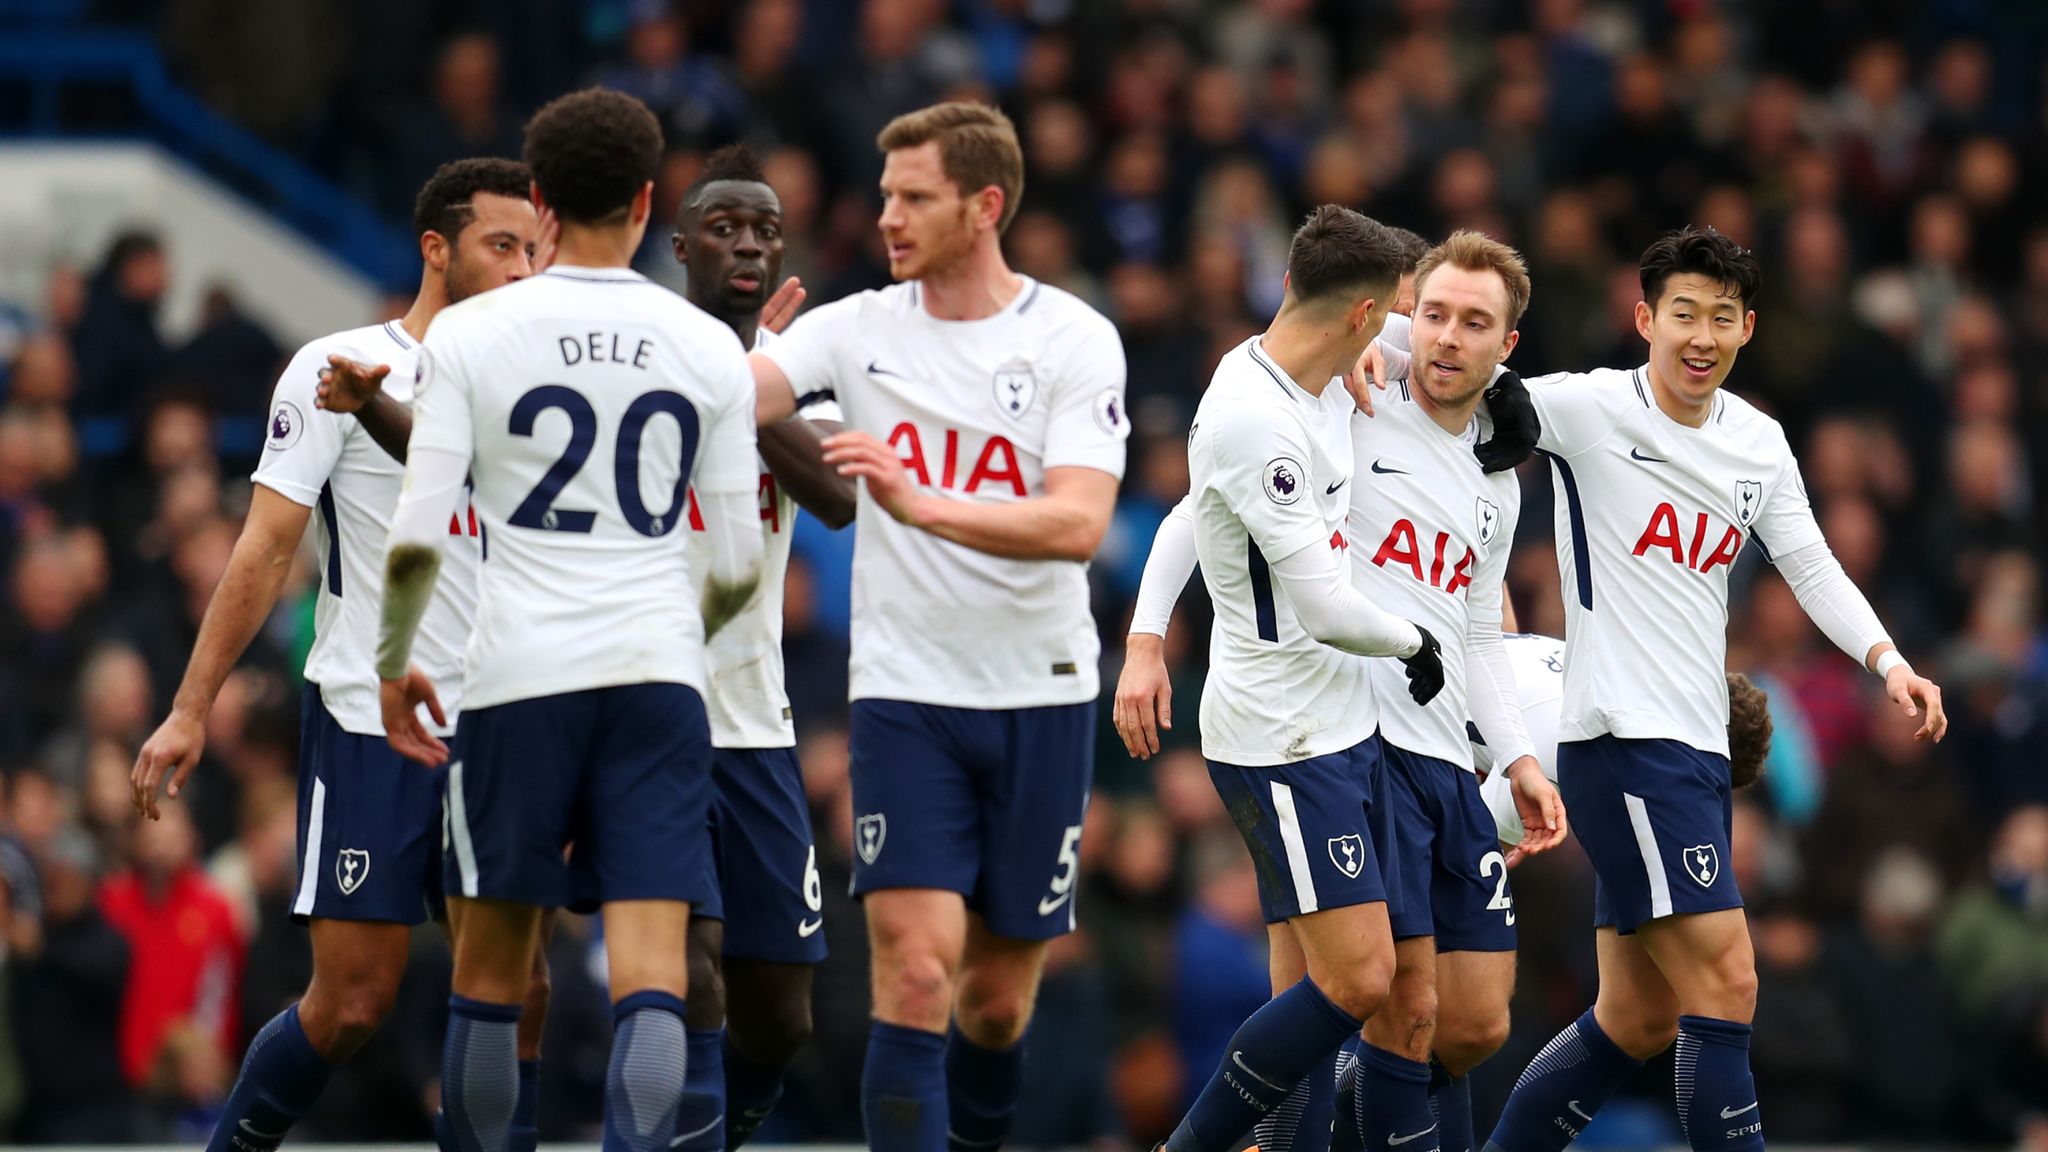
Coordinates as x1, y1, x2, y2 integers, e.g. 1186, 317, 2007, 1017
293, 684, 445, 925
1380, 743, 1516, 951
847, 699, 1093, 941
1207, 734, 1394, 924
1560, 735, 1740, 934
694, 747, 828, 965
445, 683, 715, 910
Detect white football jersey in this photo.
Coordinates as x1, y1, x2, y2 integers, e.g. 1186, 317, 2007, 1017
1188, 338, 1374, 767
1476, 633, 1565, 846
1349, 382, 1521, 769
1531, 367, 1822, 756
688, 327, 841, 749
252, 322, 478, 736
409, 266, 759, 710
757, 278, 1128, 709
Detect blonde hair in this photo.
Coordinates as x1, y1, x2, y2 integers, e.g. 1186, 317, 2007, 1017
878, 102, 1025, 232
1414, 230, 1533, 328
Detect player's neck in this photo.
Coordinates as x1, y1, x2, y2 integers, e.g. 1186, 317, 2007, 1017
553, 221, 642, 270
1259, 314, 1351, 398
399, 280, 448, 344
1644, 363, 1713, 428
915, 242, 1022, 321
1412, 383, 1482, 436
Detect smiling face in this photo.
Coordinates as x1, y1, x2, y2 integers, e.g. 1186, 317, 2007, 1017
440, 191, 540, 303
673, 179, 785, 320
1636, 272, 1755, 410
1409, 263, 1519, 413
877, 141, 993, 282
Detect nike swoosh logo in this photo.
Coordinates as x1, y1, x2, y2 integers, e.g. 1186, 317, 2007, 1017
1720, 1102, 1759, 1119
671, 1113, 724, 1147
1630, 447, 1668, 464
1326, 478, 1347, 494
1037, 889, 1072, 916
866, 360, 908, 380
1370, 460, 1408, 475
1567, 1101, 1593, 1122
239, 1120, 291, 1141
1387, 1125, 1437, 1145
797, 916, 823, 937
1229, 1051, 1285, 1091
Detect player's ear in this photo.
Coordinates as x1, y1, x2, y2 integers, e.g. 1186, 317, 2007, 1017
633, 180, 655, 226
1633, 299, 1655, 343
1499, 328, 1520, 361
1738, 309, 1756, 347
420, 230, 450, 272
671, 231, 689, 265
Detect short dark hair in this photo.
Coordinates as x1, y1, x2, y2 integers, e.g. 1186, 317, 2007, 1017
1389, 226, 1431, 273
412, 158, 533, 241
523, 88, 664, 225
1285, 206, 1405, 306
1640, 224, 1762, 311
1726, 672, 1773, 789
680, 143, 770, 223
1415, 230, 1533, 327
877, 102, 1025, 232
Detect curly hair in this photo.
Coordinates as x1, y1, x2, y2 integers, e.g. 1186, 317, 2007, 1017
523, 88, 663, 225
412, 158, 532, 241
1727, 671, 1774, 789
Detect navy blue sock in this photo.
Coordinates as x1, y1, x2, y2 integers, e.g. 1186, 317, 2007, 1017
945, 1025, 1025, 1152
1428, 1059, 1473, 1152
208, 1003, 333, 1152
440, 996, 522, 1152
1355, 1043, 1437, 1152
1331, 1038, 1365, 1152
674, 1028, 727, 1152
1481, 1008, 1642, 1152
1674, 1016, 1763, 1152
507, 1059, 540, 1152
1253, 1051, 1337, 1152
723, 1038, 786, 1150
863, 1021, 948, 1152
1166, 976, 1362, 1152
605, 990, 691, 1152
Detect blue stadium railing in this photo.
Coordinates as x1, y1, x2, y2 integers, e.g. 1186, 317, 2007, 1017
0, 27, 416, 288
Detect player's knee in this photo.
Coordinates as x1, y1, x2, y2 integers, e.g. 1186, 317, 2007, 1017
738, 995, 814, 1067
307, 975, 401, 1057
955, 979, 1033, 1049
1604, 1009, 1678, 1060
1705, 957, 1759, 1021
686, 946, 727, 1027
875, 949, 954, 1028
1436, 1007, 1510, 1075
1318, 954, 1395, 1021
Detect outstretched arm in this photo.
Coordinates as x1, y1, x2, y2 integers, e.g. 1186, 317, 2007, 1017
318, 356, 414, 463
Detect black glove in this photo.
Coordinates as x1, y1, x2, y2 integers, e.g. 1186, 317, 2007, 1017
1475, 369, 1539, 474
1400, 624, 1445, 705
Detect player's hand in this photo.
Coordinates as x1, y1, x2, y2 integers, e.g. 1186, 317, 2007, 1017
1886, 664, 1947, 742
534, 206, 561, 273
1400, 625, 1445, 705
381, 667, 450, 767
317, 355, 391, 415
1502, 755, 1566, 866
133, 708, 207, 821
822, 431, 925, 525
1113, 634, 1174, 759
1345, 340, 1405, 418
1475, 369, 1539, 473
760, 276, 806, 335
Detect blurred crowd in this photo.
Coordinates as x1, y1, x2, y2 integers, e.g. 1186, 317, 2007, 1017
3, 0, 2048, 1145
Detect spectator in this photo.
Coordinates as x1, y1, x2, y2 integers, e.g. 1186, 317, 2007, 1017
589, 0, 746, 148
15, 826, 142, 1141
388, 32, 524, 219
97, 804, 244, 1099
69, 232, 169, 426
162, 286, 287, 422
1939, 806, 2048, 1021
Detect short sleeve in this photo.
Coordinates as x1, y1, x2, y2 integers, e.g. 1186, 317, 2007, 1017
755, 296, 860, 411
1206, 405, 1330, 565
405, 334, 477, 461
250, 342, 351, 507
1040, 314, 1129, 476
1749, 439, 1825, 561
692, 333, 762, 497
1529, 370, 1629, 458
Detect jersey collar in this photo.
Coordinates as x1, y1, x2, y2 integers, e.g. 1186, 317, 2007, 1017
542, 264, 650, 283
